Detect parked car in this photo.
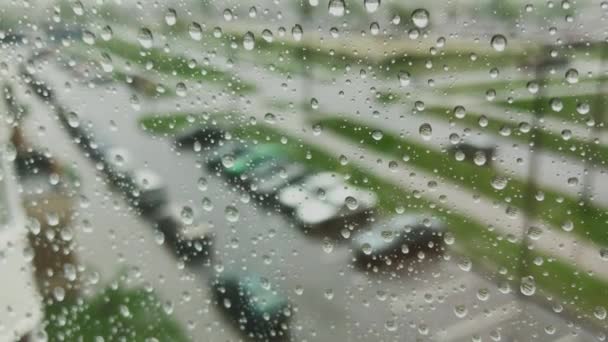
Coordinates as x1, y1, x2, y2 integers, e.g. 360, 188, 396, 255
248, 162, 309, 201
352, 214, 447, 266
131, 169, 168, 215
222, 144, 287, 180
151, 205, 213, 263
174, 125, 225, 150
278, 172, 377, 228
210, 271, 291, 340
205, 140, 248, 171
449, 135, 495, 166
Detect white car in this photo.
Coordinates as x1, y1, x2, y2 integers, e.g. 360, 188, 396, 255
278, 172, 377, 228
152, 204, 214, 263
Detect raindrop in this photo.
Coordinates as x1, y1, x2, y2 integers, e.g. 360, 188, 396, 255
223, 9, 233, 21
411, 9, 430, 29
372, 130, 383, 141
180, 206, 194, 225
67, 112, 80, 128
453, 304, 468, 318
345, 196, 358, 210
328, 0, 346, 17
82, 30, 96, 45
419, 123, 432, 140
137, 28, 154, 49
576, 102, 590, 115
527, 81, 539, 94
262, 29, 274, 42
458, 257, 472, 272
292, 24, 303, 41
550, 98, 563, 112
594, 306, 607, 320
565, 68, 579, 84
398, 71, 411, 86
322, 237, 334, 253
561, 220, 574, 232
520, 276, 536, 296
490, 34, 507, 52
243, 32, 255, 50
505, 205, 519, 219
491, 176, 508, 190
453, 105, 466, 119
225, 205, 239, 222
189, 22, 203, 41
364, 0, 381, 13
264, 112, 276, 124
72, 1, 84, 15
165, 8, 177, 26
175, 82, 187, 97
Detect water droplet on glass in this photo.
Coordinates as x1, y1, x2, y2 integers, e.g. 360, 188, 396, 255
180, 206, 194, 225
419, 123, 432, 141
137, 28, 154, 49
292, 24, 303, 41
411, 9, 430, 28
398, 71, 411, 86
491, 176, 508, 190
565, 68, 579, 84
243, 31, 255, 50
520, 276, 536, 296
165, 8, 177, 26
345, 196, 358, 210
189, 22, 203, 41
82, 30, 96, 45
490, 34, 507, 52
364, 0, 381, 13
225, 205, 239, 222
67, 111, 80, 128
328, 0, 346, 17
454, 304, 468, 318
372, 130, 383, 141
550, 98, 563, 112
453, 105, 466, 119
262, 29, 274, 42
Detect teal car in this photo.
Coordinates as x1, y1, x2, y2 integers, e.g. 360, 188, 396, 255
223, 144, 287, 179
210, 271, 291, 340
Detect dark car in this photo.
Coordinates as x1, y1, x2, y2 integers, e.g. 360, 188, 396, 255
130, 169, 168, 215
151, 205, 213, 263
210, 271, 291, 340
449, 135, 495, 166
174, 125, 225, 150
352, 214, 447, 266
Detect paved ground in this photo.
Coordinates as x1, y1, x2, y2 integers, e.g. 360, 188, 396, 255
5, 45, 603, 342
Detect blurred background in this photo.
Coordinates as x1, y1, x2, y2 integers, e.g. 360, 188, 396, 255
1, 0, 608, 341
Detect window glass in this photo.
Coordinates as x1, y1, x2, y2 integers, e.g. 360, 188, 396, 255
1, 1, 608, 341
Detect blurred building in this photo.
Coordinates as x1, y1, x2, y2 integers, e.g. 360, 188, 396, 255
0, 123, 43, 342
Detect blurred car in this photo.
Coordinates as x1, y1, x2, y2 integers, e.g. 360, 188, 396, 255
205, 140, 247, 171
151, 205, 213, 263
131, 169, 168, 214
449, 135, 495, 166
352, 214, 447, 266
174, 125, 225, 150
248, 162, 309, 201
278, 172, 377, 228
223, 144, 287, 180
210, 271, 291, 339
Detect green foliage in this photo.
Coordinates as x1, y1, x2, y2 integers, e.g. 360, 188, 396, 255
44, 286, 189, 342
